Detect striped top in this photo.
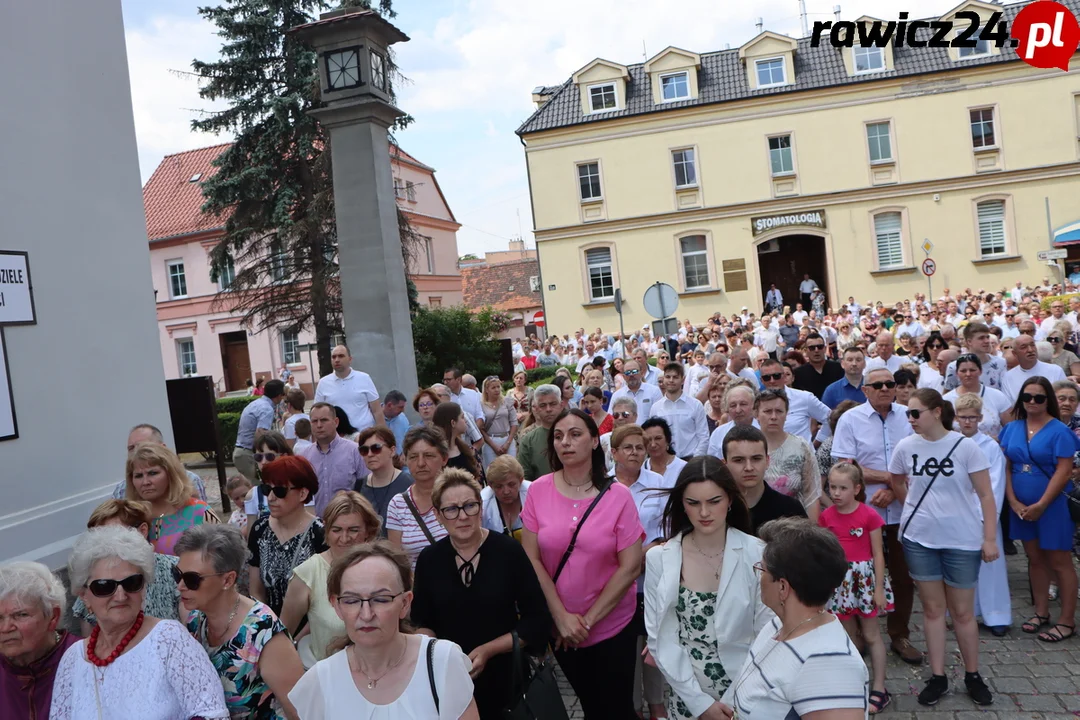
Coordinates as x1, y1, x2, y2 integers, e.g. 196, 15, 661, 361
385, 487, 448, 569
728, 616, 867, 719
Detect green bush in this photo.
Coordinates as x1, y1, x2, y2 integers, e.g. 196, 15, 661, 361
501, 365, 575, 391
216, 412, 242, 463
216, 396, 257, 413
412, 306, 508, 386
1041, 293, 1080, 311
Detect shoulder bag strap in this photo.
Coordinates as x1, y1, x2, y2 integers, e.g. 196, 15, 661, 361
1024, 429, 1060, 481
552, 480, 612, 584
404, 491, 438, 546
426, 638, 439, 714
901, 437, 964, 538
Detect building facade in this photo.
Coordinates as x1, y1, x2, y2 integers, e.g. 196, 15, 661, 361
461, 251, 545, 340
146, 143, 461, 396
518, 0, 1080, 335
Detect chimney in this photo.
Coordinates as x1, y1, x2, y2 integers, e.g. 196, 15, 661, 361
531, 85, 554, 109
755, 17, 763, 33
508, 238, 525, 255
834, 5, 841, 21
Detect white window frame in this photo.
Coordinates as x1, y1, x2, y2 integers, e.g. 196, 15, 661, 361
167, 260, 188, 299
873, 211, 905, 270
958, 38, 992, 58
976, 199, 1008, 258
584, 246, 615, 302
755, 57, 788, 88
424, 237, 435, 274
853, 46, 885, 74
393, 177, 405, 199
217, 254, 236, 291
270, 243, 287, 283
177, 338, 197, 376
767, 134, 794, 176
587, 82, 618, 113
281, 330, 301, 365
577, 162, 602, 202
970, 107, 997, 149
866, 121, 893, 164
405, 181, 416, 202
671, 148, 698, 188
660, 71, 691, 102
679, 235, 710, 290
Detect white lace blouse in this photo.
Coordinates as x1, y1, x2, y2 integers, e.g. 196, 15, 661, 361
49, 619, 229, 720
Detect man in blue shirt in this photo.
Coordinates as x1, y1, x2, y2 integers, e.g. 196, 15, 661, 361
382, 389, 410, 452
822, 347, 867, 409
234, 379, 285, 483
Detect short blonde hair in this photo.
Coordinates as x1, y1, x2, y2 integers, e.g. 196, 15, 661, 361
610, 424, 644, 450
323, 490, 382, 539
87, 499, 152, 530
952, 393, 984, 413
125, 443, 193, 507
486, 455, 524, 486
431, 468, 483, 510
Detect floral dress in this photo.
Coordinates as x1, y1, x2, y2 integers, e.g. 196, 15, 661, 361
148, 498, 215, 555
188, 601, 289, 719
667, 586, 729, 719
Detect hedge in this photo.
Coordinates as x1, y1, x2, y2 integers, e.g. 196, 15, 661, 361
216, 396, 257, 413
216, 413, 241, 463
1040, 293, 1080, 310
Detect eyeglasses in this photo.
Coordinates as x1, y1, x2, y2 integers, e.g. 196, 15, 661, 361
254, 452, 278, 463
613, 411, 635, 419
359, 442, 385, 456
624, 369, 640, 376
337, 592, 405, 610
866, 381, 897, 390
258, 484, 297, 499
442, 377, 455, 384
752, 561, 768, 577
170, 566, 226, 591
906, 408, 924, 419
760, 372, 783, 382
956, 414, 981, 423
1021, 392, 1048, 404
1049, 337, 1063, 343
805, 343, 825, 351
438, 501, 481, 519
418, 402, 436, 409
927, 343, 947, 350
86, 573, 145, 598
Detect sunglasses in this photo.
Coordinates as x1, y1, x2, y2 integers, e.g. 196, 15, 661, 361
1049, 337, 1063, 343
170, 565, 226, 591
805, 344, 825, 351
867, 381, 897, 390
254, 452, 278, 463
1021, 392, 1048, 404
613, 411, 635, 419
258, 484, 296, 499
760, 372, 783, 382
624, 369, 640, 376
906, 408, 925, 419
358, 442, 385, 456
86, 573, 145, 598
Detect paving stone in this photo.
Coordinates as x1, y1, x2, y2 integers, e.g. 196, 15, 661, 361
1014, 694, 1066, 712
991, 676, 1037, 693
990, 663, 1034, 677
1031, 676, 1080, 694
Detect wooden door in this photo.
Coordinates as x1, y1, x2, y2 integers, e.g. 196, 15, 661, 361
223, 336, 252, 392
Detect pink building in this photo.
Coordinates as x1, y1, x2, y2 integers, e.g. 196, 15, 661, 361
145, 143, 462, 396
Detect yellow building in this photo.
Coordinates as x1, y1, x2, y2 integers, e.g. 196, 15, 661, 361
517, 0, 1080, 335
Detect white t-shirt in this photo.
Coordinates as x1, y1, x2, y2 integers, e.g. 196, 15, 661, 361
888, 431, 990, 551
1002, 361, 1067, 402
314, 369, 379, 431
726, 616, 867, 718
943, 386, 1011, 439
283, 412, 310, 440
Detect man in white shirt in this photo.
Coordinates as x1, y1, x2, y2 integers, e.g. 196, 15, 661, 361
799, 274, 817, 310
864, 331, 905, 374
1009, 281, 1026, 303
754, 321, 781, 359
791, 304, 808, 325
1038, 299, 1068, 341
759, 358, 830, 443
313, 345, 384, 432
650, 363, 709, 457
764, 284, 783, 313
442, 367, 485, 430
575, 341, 597, 375
846, 296, 861, 315
1002, 334, 1067, 402
609, 359, 663, 421
1000, 310, 1021, 339
894, 312, 924, 340
727, 350, 758, 384
632, 348, 663, 386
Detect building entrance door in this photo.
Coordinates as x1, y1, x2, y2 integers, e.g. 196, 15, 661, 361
220, 331, 252, 392
756, 234, 828, 314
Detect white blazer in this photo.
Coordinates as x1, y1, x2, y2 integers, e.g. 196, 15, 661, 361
645, 529, 775, 718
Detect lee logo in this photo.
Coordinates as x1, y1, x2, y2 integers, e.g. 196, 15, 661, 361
1011, 0, 1080, 71
910, 454, 955, 480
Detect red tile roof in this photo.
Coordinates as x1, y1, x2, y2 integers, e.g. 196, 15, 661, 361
143, 143, 231, 241
461, 258, 542, 313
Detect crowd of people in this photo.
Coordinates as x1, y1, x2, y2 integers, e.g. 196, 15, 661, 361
3, 277, 1080, 719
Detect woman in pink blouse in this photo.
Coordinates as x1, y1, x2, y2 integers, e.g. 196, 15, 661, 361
521, 408, 644, 720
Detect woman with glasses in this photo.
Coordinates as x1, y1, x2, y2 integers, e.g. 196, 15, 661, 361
289, 543, 480, 719
412, 469, 552, 718
1046, 323, 1080, 378
943, 354, 1012, 440
177, 524, 305, 719
888, 389, 998, 705
125, 443, 218, 556
412, 388, 440, 426
387, 426, 451, 569
51, 526, 228, 720
433, 402, 483, 482
248, 456, 326, 616
480, 376, 518, 470
244, 432, 297, 524
1001, 376, 1079, 642
836, 322, 860, 355
281, 492, 383, 667
354, 426, 412, 534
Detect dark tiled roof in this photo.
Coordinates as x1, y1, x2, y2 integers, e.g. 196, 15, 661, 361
461, 258, 542, 312
517, 0, 1066, 135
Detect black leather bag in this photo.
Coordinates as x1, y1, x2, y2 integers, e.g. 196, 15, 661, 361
502, 631, 569, 720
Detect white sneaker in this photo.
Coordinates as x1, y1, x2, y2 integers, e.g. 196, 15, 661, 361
1050, 583, 1059, 601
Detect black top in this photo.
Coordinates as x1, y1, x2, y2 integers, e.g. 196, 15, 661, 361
412, 531, 552, 717
354, 469, 414, 538
749, 483, 807, 536
247, 517, 327, 615
793, 360, 845, 400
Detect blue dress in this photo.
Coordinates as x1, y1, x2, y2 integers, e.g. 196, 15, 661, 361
1000, 418, 1079, 551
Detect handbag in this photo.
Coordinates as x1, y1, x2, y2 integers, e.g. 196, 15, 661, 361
1024, 431, 1080, 523
552, 480, 611, 583
901, 437, 964, 539
427, 638, 440, 713
502, 631, 570, 720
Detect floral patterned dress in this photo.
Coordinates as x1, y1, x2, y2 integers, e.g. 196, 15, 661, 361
148, 497, 215, 555
667, 586, 730, 719
188, 601, 289, 720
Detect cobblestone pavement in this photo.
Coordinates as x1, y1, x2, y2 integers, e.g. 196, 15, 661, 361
191, 467, 1080, 719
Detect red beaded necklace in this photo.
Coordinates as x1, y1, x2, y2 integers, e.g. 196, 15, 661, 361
86, 611, 144, 667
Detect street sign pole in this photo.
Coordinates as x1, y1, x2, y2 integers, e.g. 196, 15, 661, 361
922, 240, 934, 302
614, 288, 625, 343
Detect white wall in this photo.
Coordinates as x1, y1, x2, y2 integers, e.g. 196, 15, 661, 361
0, 0, 171, 567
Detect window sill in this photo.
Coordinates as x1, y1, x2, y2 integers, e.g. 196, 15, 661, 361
286, 363, 307, 371
679, 287, 722, 297
582, 299, 616, 308
675, 184, 699, 191
972, 145, 1000, 154
758, 82, 790, 89
870, 265, 917, 277
661, 96, 692, 103
971, 254, 1021, 266
771, 171, 796, 179
870, 159, 895, 167
580, 198, 604, 205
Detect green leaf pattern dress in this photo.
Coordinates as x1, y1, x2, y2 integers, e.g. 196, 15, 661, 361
667, 585, 730, 719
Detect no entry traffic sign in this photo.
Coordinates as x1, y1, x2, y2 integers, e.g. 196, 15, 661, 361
922, 258, 936, 276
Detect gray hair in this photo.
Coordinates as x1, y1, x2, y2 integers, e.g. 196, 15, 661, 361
0, 562, 67, 617
173, 524, 248, 575
1036, 341, 1054, 363
611, 396, 637, 413
864, 366, 895, 380
1053, 379, 1080, 398
429, 383, 448, 394
69, 526, 155, 591
723, 382, 757, 411
128, 423, 164, 443
533, 384, 560, 402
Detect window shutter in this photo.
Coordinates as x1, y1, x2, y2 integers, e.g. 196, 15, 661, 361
977, 200, 1006, 256
874, 212, 903, 268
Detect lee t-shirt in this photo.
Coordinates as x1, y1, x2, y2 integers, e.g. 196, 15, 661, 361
818, 502, 883, 563
888, 431, 990, 551
749, 483, 807, 537
520, 474, 644, 647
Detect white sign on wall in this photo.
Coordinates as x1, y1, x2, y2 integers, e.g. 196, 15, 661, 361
0, 251, 35, 325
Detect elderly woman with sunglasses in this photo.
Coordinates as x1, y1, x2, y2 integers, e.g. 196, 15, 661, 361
0, 563, 79, 720
51, 526, 229, 720
1001, 376, 1080, 643
177, 524, 305, 720
1046, 322, 1080, 379
943, 354, 1012, 440
248, 456, 327, 616
353, 426, 413, 534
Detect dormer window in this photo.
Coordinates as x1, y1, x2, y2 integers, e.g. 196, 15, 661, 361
958, 38, 991, 58
588, 83, 617, 112
660, 72, 690, 102
854, 46, 885, 73
755, 58, 787, 88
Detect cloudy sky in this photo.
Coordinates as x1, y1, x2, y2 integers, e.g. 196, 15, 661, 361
121, 0, 950, 257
